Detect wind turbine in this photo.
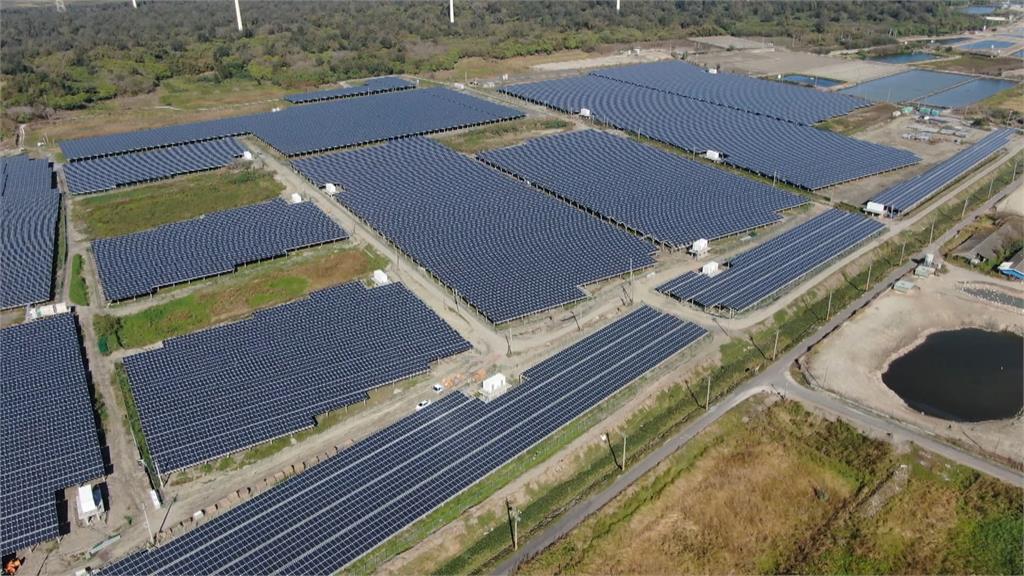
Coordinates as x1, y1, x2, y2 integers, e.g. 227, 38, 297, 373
234, 0, 244, 32
449, 0, 454, 24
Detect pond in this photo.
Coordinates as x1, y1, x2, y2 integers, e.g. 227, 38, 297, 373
870, 53, 940, 64
781, 74, 842, 88
882, 329, 1023, 422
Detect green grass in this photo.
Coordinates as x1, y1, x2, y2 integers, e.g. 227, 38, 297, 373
437, 117, 572, 153
94, 244, 384, 353
69, 253, 90, 306
114, 363, 161, 488
73, 168, 284, 239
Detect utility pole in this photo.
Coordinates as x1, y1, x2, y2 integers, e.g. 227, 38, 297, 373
961, 195, 969, 219
506, 499, 521, 550
234, 0, 243, 32
988, 178, 995, 199
621, 431, 627, 470
928, 217, 936, 246
130, 0, 136, 9
506, 330, 513, 357
56, 0, 66, 11
826, 289, 833, 320
899, 241, 906, 265
772, 328, 780, 360
705, 375, 711, 410
616, 0, 620, 12
865, 259, 873, 291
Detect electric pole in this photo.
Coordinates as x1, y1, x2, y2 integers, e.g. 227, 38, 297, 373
826, 289, 833, 320
865, 259, 873, 291
506, 499, 521, 550
772, 328, 780, 360
705, 375, 711, 410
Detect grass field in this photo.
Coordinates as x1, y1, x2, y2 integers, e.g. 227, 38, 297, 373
436, 117, 572, 153
94, 244, 386, 352
817, 103, 899, 135
157, 77, 289, 110
69, 254, 90, 306
521, 398, 1023, 575
73, 167, 284, 239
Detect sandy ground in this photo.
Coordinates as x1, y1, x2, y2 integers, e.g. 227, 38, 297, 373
805, 265, 1023, 465
530, 49, 672, 72
688, 48, 898, 84
996, 179, 1024, 217
828, 116, 983, 205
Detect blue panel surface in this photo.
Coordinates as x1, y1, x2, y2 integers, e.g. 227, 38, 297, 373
123, 282, 471, 472
1, 314, 105, 555
591, 60, 867, 124
101, 306, 707, 575
959, 40, 1016, 51
64, 138, 246, 195
93, 199, 347, 301
502, 75, 919, 190
293, 137, 656, 323
1, 155, 58, 309
60, 88, 522, 160
479, 130, 807, 248
915, 78, 1018, 108
283, 76, 414, 104
870, 128, 1015, 215
658, 209, 885, 313
840, 70, 972, 103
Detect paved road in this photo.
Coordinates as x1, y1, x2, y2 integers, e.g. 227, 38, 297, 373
494, 180, 1024, 575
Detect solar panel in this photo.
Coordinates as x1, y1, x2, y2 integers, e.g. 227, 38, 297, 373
100, 306, 707, 575
63, 138, 247, 195
1, 155, 59, 309
293, 137, 657, 324
283, 76, 415, 104
60, 88, 523, 161
658, 209, 885, 313
590, 60, 868, 125
93, 198, 347, 301
502, 74, 919, 190
1, 313, 106, 555
123, 281, 471, 472
870, 128, 1015, 216
479, 130, 808, 248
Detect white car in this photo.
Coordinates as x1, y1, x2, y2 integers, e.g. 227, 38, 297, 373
415, 400, 432, 411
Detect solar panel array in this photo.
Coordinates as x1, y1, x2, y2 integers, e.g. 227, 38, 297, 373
61, 88, 522, 161
658, 209, 885, 313
123, 281, 471, 472
870, 128, 1015, 215
1, 314, 105, 555
501, 74, 919, 190
915, 78, 1018, 109
293, 137, 656, 323
101, 305, 707, 575
479, 130, 807, 248
64, 138, 246, 195
1, 155, 59, 309
283, 76, 414, 104
93, 198, 347, 301
591, 61, 867, 125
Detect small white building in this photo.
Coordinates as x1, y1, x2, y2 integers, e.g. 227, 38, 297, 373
579, 107, 592, 118
241, 150, 254, 161
865, 201, 886, 216
704, 150, 722, 162
701, 261, 720, 276
324, 183, 338, 195
288, 192, 303, 204
372, 270, 390, 287
689, 238, 710, 257
76, 484, 104, 523
482, 373, 507, 394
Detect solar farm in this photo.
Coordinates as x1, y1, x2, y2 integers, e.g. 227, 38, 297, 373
479, 129, 807, 248
501, 69, 920, 190
1, 314, 106, 555
123, 281, 471, 472
869, 128, 1015, 216
3, 48, 1020, 575
293, 136, 657, 324
93, 198, 347, 301
1, 155, 59, 309
658, 209, 885, 314
102, 306, 707, 575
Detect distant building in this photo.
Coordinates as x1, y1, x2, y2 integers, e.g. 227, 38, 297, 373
998, 248, 1024, 280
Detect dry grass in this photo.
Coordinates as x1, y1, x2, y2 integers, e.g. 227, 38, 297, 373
817, 102, 899, 135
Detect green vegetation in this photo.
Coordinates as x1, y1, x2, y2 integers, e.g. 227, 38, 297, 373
94, 244, 386, 353
921, 53, 1023, 77
2, 2, 977, 118
73, 168, 283, 239
437, 117, 571, 153
114, 363, 160, 488
521, 400, 1023, 575
347, 152, 1024, 575
69, 254, 90, 306
817, 103, 899, 135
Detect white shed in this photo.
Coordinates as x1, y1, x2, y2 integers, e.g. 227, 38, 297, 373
241, 150, 254, 161
689, 238, 709, 256
288, 192, 303, 204
704, 150, 722, 162
865, 201, 886, 216
701, 261, 720, 276
324, 183, 338, 195
372, 270, 390, 286
482, 373, 507, 394
579, 107, 592, 118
